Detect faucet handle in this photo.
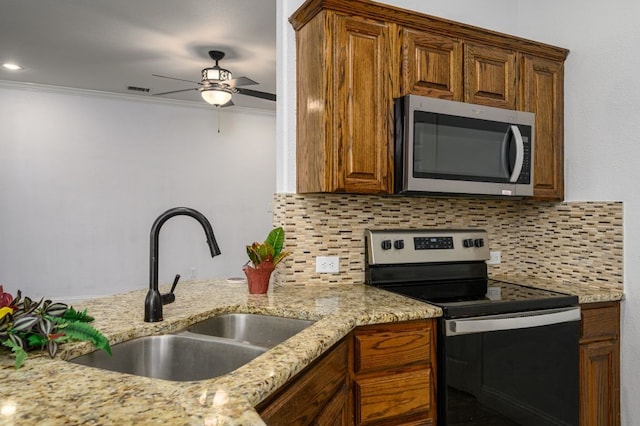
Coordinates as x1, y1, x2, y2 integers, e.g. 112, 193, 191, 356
169, 274, 180, 294
161, 274, 180, 305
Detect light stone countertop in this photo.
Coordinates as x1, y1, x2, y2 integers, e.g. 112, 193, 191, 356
0, 280, 441, 425
0, 277, 623, 425
490, 274, 625, 304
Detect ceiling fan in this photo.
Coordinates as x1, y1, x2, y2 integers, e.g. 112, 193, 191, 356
152, 50, 276, 107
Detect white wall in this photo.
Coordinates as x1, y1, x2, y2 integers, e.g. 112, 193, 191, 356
277, 0, 638, 423
515, 2, 640, 424
0, 82, 276, 300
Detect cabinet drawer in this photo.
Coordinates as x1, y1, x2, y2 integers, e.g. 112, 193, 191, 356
580, 302, 620, 342
354, 321, 432, 373
355, 368, 432, 424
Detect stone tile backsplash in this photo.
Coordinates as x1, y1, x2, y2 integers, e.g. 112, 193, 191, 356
272, 193, 623, 292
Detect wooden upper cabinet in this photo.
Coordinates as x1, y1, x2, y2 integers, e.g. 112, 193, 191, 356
401, 28, 463, 100
294, 10, 393, 194
520, 54, 565, 199
335, 15, 393, 193
291, 0, 568, 197
464, 42, 518, 109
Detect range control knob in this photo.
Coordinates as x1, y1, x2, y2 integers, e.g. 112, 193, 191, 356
463, 238, 474, 248
381, 240, 392, 250
474, 238, 485, 248
394, 240, 405, 250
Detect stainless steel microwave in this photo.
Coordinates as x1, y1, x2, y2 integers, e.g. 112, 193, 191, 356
394, 95, 535, 197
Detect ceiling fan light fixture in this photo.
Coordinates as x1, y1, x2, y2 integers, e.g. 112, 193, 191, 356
202, 66, 231, 82
200, 87, 233, 106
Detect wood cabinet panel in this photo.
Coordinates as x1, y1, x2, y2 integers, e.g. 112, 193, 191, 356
464, 42, 517, 109
257, 339, 349, 425
579, 302, 621, 426
335, 14, 393, 193
580, 340, 620, 426
354, 320, 432, 373
355, 368, 432, 424
295, 10, 331, 193
520, 54, 565, 200
401, 28, 463, 100
352, 320, 437, 425
314, 383, 351, 426
295, 10, 393, 194
580, 302, 619, 342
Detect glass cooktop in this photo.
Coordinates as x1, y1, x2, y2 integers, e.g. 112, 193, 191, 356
379, 279, 578, 318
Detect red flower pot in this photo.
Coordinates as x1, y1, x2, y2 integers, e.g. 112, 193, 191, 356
243, 261, 275, 294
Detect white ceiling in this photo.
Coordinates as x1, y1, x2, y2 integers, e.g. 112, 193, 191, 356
0, 0, 277, 110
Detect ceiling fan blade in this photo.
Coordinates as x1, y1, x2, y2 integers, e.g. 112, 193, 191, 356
227, 76, 258, 87
152, 74, 201, 85
152, 87, 199, 96
236, 88, 276, 102
220, 99, 235, 108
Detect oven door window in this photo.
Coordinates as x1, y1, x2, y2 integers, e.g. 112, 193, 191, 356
412, 111, 528, 183
443, 321, 579, 426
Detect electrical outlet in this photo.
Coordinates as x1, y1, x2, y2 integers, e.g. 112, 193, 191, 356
189, 266, 198, 279
316, 256, 340, 273
488, 251, 501, 265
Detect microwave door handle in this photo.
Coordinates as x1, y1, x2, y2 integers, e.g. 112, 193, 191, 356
508, 125, 525, 183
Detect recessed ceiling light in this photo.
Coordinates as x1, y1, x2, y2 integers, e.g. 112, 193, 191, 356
2, 63, 23, 71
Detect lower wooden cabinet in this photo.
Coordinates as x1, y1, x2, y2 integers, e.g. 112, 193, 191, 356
257, 304, 621, 426
256, 338, 350, 425
351, 319, 437, 425
579, 301, 621, 426
257, 320, 437, 425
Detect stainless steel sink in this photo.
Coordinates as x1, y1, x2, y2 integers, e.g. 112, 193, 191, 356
69, 334, 267, 381
186, 313, 315, 348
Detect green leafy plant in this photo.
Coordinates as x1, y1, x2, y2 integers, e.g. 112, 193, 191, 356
0, 286, 111, 369
246, 227, 290, 269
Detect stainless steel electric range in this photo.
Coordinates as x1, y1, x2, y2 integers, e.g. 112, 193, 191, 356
365, 229, 580, 426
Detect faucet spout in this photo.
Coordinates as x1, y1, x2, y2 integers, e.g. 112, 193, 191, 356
144, 207, 221, 322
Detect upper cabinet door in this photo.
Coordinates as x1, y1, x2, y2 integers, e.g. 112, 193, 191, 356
520, 54, 565, 200
333, 15, 393, 194
464, 42, 518, 109
294, 11, 394, 194
401, 28, 463, 101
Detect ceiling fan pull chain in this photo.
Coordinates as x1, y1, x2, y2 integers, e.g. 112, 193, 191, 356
217, 108, 222, 133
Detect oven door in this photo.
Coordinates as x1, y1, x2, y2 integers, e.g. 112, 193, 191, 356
439, 307, 580, 426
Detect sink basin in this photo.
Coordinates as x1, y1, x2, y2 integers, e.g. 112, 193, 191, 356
69, 334, 267, 381
186, 313, 315, 348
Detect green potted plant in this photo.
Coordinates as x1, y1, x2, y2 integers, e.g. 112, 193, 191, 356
244, 227, 290, 294
0, 285, 111, 368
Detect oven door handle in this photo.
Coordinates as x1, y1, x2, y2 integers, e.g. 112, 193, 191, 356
445, 306, 581, 336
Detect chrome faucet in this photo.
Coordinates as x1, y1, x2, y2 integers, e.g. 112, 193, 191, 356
144, 207, 221, 322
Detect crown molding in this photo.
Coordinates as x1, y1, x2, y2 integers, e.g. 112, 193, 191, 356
0, 79, 276, 117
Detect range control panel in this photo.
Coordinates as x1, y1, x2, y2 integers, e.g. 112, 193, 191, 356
365, 229, 490, 265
